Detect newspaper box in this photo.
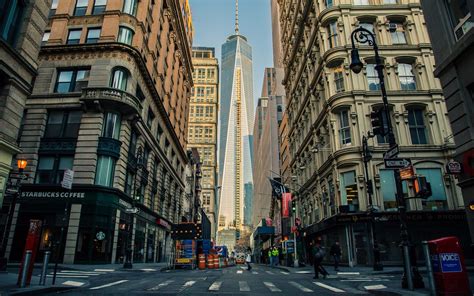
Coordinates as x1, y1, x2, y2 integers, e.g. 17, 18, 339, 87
428, 237, 471, 295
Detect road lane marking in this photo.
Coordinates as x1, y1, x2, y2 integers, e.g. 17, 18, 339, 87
62, 281, 85, 287
46, 275, 89, 278
280, 271, 289, 275
265, 270, 275, 275
295, 271, 311, 274
252, 271, 258, 274
239, 281, 250, 292
209, 281, 222, 291
237, 270, 243, 274
90, 280, 128, 290
289, 281, 313, 292
364, 284, 387, 290
148, 280, 174, 291
140, 268, 157, 272
184, 281, 196, 287
341, 279, 389, 282
94, 269, 115, 272
337, 272, 360, 275
59, 270, 103, 275
314, 282, 345, 293
264, 282, 282, 292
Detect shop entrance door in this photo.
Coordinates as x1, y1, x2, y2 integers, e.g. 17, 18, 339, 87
353, 224, 369, 265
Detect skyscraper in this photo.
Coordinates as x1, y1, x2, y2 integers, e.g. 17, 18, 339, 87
217, 0, 254, 248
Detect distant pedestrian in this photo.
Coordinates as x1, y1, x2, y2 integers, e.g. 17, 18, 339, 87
246, 248, 252, 271
312, 240, 328, 279
330, 241, 342, 271
268, 248, 273, 266
272, 247, 279, 266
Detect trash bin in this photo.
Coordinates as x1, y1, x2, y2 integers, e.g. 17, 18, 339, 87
428, 236, 471, 295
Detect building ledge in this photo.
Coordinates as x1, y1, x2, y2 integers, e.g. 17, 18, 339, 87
80, 87, 142, 116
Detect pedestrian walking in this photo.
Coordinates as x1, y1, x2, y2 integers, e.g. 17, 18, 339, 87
246, 249, 252, 271
271, 247, 279, 266
268, 248, 273, 266
330, 241, 342, 271
312, 240, 328, 279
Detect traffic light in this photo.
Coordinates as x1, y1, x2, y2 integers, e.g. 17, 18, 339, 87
414, 176, 432, 199
370, 110, 387, 136
291, 201, 296, 213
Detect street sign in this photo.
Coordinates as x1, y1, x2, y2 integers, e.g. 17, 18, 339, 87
399, 165, 415, 180
384, 158, 411, 169
125, 207, 139, 214
61, 169, 74, 190
383, 145, 399, 159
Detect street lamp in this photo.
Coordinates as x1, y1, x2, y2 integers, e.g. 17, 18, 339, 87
0, 159, 28, 270
123, 146, 144, 269
350, 27, 422, 289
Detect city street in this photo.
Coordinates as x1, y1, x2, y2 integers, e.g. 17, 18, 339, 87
30, 265, 429, 295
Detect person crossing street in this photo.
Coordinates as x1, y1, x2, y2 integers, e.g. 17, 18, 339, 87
246, 248, 252, 271
312, 240, 328, 279
271, 247, 279, 266
330, 241, 342, 271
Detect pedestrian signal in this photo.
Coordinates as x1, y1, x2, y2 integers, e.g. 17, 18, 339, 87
414, 176, 432, 199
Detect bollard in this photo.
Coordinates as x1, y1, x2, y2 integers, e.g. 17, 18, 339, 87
403, 245, 414, 290
40, 251, 51, 286
422, 241, 436, 295
19, 251, 32, 288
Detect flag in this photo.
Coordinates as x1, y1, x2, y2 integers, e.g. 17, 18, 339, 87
269, 178, 289, 198
282, 193, 292, 218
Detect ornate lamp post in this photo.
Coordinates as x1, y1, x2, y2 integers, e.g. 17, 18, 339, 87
123, 146, 144, 269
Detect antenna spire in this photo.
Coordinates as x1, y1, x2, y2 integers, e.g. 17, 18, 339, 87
235, 0, 239, 34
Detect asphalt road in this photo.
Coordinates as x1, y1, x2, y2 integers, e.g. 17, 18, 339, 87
40, 264, 424, 295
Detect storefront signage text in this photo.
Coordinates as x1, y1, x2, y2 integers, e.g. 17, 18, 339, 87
20, 191, 85, 199
156, 218, 171, 230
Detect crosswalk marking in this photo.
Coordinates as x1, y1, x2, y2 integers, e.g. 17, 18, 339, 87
280, 271, 289, 275
183, 281, 196, 287
341, 279, 389, 282
94, 269, 115, 272
314, 282, 346, 293
209, 281, 222, 291
46, 275, 89, 278
90, 280, 128, 290
337, 272, 360, 275
140, 268, 157, 272
149, 280, 174, 291
58, 270, 103, 275
239, 281, 250, 292
62, 281, 85, 287
266, 270, 275, 275
252, 271, 258, 274
264, 282, 282, 292
364, 284, 387, 290
289, 281, 313, 292
295, 270, 311, 274
237, 270, 243, 274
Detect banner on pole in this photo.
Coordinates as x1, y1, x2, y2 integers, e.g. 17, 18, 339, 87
282, 193, 292, 218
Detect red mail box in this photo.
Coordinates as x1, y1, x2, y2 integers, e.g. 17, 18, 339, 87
428, 236, 471, 295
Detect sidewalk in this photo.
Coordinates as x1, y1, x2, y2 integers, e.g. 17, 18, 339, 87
260, 262, 405, 275
0, 262, 169, 295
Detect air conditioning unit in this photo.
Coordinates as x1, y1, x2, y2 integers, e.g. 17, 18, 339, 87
454, 12, 473, 41
388, 23, 398, 32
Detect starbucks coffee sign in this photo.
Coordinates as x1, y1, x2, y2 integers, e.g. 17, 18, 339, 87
20, 191, 85, 199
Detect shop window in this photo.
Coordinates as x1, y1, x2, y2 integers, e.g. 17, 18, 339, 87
55, 68, 90, 93
408, 108, 428, 144
340, 171, 359, 212
118, 26, 134, 45
379, 169, 397, 211
35, 155, 74, 184
327, 21, 338, 48
86, 27, 101, 43
0, 0, 25, 45
42, 31, 50, 46
92, 0, 106, 15
338, 110, 351, 145
95, 155, 116, 187
123, 0, 138, 16
390, 22, 407, 44
67, 29, 82, 44
398, 63, 416, 90
102, 112, 121, 140
44, 110, 82, 138
417, 168, 448, 210
49, 0, 58, 17
74, 0, 88, 16
110, 67, 129, 91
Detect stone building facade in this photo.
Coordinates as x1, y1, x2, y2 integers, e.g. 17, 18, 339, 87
5, 0, 194, 265
187, 47, 219, 240
420, 0, 474, 246
276, 0, 468, 265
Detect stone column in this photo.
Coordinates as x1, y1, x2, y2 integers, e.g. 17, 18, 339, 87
131, 216, 136, 263
63, 204, 82, 264
110, 209, 120, 264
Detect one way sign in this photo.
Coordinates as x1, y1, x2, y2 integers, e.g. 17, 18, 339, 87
384, 158, 411, 169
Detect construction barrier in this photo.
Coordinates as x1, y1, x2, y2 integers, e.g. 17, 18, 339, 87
213, 255, 219, 269
206, 254, 213, 269
198, 254, 206, 270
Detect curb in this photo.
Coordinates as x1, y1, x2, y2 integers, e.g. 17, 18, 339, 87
9, 286, 78, 296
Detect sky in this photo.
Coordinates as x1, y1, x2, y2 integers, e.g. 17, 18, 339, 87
189, 0, 273, 104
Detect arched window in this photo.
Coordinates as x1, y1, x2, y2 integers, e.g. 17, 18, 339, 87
118, 26, 134, 45
110, 67, 129, 91
122, 0, 138, 16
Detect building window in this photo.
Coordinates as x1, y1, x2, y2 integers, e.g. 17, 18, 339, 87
102, 112, 121, 140
156, 125, 163, 142
129, 129, 138, 155
44, 110, 82, 138
118, 26, 134, 45
367, 64, 380, 90
390, 22, 407, 44
398, 63, 416, 90
446, 0, 473, 30
417, 168, 448, 210
408, 109, 428, 144
123, 0, 138, 16
340, 171, 359, 212
197, 69, 206, 79
207, 69, 215, 79
379, 170, 397, 211
110, 67, 128, 91
328, 21, 338, 48
354, 0, 369, 4
0, 0, 24, 45
338, 110, 351, 145
325, 0, 333, 8
42, 31, 50, 46
147, 108, 155, 129
359, 22, 374, 34
35, 155, 74, 184
55, 68, 90, 93
95, 155, 116, 186
49, 0, 58, 17
125, 170, 134, 195
384, 0, 398, 3
86, 27, 101, 43
333, 65, 344, 93
92, 0, 106, 14
136, 84, 145, 101
67, 29, 82, 44
74, 0, 88, 16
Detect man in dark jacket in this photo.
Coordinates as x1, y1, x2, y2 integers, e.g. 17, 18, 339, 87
330, 241, 342, 271
311, 240, 327, 279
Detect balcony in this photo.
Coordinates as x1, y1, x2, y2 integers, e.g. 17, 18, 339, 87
80, 87, 142, 116
97, 137, 122, 159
